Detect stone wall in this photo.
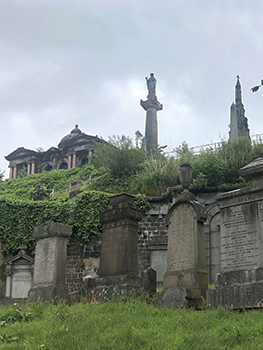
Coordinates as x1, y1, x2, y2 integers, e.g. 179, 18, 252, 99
66, 232, 84, 294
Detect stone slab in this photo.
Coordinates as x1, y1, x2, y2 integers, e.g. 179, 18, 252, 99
220, 202, 263, 272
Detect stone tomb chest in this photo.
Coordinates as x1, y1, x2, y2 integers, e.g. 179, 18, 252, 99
5, 247, 34, 299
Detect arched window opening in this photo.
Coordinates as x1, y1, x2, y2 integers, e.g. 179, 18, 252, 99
81, 158, 89, 167
59, 162, 68, 170
44, 165, 53, 172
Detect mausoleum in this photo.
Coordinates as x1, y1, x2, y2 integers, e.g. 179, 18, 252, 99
5, 125, 102, 179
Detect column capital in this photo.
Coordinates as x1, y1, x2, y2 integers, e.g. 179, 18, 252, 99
140, 99, 163, 112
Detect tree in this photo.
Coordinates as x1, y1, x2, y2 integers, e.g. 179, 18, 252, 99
91, 135, 146, 178
251, 80, 263, 93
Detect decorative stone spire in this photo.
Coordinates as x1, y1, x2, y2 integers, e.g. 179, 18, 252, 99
229, 75, 250, 141
235, 75, 242, 104
140, 73, 163, 152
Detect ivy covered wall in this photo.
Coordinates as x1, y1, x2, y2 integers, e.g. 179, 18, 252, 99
0, 191, 109, 254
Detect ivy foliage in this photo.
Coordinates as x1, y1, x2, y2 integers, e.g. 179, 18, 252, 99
0, 191, 109, 254
1, 136, 263, 254
0, 165, 108, 200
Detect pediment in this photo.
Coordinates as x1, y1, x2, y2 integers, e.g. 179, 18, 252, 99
5, 147, 38, 161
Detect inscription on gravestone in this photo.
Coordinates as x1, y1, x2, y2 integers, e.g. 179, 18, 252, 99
34, 239, 56, 284
221, 203, 261, 271
167, 204, 195, 272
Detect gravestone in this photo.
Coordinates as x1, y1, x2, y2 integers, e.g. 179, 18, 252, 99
5, 246, 34, 299
28, 222, 72, 302
160, 163, 207, 308
207, 157, 263, 309
81, 193, 147, 300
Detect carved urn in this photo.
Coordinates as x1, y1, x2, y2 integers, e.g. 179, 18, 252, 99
180, 163, 192, 191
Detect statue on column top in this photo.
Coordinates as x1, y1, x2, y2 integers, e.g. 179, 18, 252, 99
145, 73, 157, 96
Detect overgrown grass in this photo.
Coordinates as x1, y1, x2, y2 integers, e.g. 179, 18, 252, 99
0, 300, 263, 349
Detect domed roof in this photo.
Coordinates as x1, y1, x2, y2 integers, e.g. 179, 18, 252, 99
70, 124, 82, 135
58, 124, 84, 149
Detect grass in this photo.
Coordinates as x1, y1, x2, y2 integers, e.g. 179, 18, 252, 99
0, 300, 263, 349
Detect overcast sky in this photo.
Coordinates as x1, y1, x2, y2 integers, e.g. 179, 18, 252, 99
1, 0, 263, 178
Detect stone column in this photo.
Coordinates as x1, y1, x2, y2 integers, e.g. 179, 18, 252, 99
72, 153, 77, 168
31, 163, 35, 174
68, 155, 72, 170
28, 222, 72, 302
27, 163, 31, 175
13, 166, 17, 179
140, 73, 163, 152
9, 167, 13, 180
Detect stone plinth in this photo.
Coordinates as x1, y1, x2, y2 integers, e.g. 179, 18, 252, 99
99, 193, 143, 277
28, 222, 72, 302
82, 193, 146, 301
162, 190, 207, 308
207, 157, 263, 309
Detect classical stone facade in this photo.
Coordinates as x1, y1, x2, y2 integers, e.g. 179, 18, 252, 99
5, 125, 102, 179
229, 76, 250, 141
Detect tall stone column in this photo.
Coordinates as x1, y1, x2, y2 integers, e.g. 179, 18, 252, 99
27, 163, 31, 175
68, 155, 72, 170
13, 166, 17, 179
9, 167, 13, 180
140, 73, 163, 152
31, 163, 35, 174
72, 153, 77, 168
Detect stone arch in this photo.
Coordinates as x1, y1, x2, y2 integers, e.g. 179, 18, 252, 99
44, 165, 53, 172
59, 162, 68, 170
81, 157, 89, 167
204, 203, 220, 284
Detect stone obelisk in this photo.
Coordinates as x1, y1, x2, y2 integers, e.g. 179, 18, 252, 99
140, 73, 163, 152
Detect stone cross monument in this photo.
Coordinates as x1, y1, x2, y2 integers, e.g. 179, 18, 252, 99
140, 73, 163, 152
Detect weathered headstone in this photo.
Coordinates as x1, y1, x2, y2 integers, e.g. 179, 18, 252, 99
28, 222, 72, 302
160, 163, 207, 308
207, 157, 263, 309
81, 193, 147, 300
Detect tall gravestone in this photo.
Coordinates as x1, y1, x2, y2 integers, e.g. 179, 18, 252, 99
81, 193, 145, 300
160, 163, 207, 308
207, 157, 263, 309
28, 222, 72, 302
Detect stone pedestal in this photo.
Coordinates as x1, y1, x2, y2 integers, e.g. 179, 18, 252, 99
81, 194, 146, 300
207, 157, 263, 309
28, 222, 72, 302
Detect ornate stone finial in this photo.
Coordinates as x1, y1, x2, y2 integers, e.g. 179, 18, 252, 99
179, 163, 192, 192
145, 73, 157, 97
18, 245, 27, 255
236, 75, 240, 79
